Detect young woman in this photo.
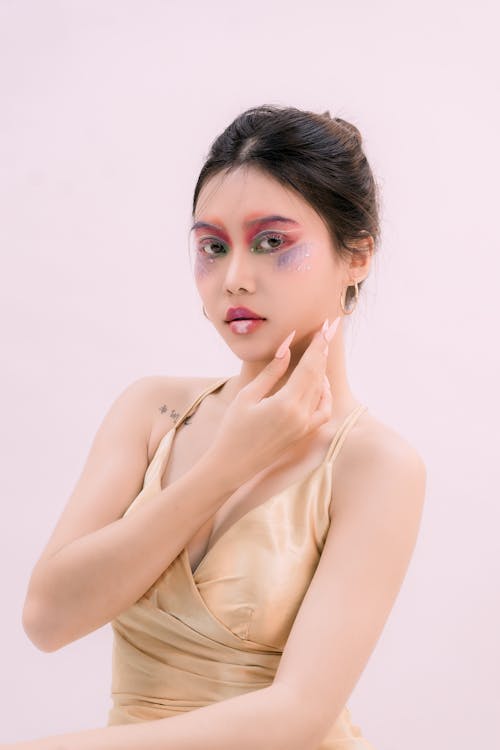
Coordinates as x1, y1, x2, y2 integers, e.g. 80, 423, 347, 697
13, 105, 426, 750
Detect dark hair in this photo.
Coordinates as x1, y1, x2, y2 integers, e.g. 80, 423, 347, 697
192, 104, 381, 310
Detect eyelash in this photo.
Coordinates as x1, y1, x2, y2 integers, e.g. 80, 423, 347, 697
196, 231, 288, 257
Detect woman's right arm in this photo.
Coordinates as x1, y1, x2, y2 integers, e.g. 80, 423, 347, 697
22, 376, 239, 653
23, 321, 335, 653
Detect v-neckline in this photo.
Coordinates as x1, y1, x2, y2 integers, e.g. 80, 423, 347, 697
184, 444, 333, 578
163, 379, 367, 578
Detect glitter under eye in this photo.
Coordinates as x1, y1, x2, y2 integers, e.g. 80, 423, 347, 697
275, 242, 312, 271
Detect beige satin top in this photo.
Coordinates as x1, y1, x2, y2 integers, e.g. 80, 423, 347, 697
107, 376, 375, 749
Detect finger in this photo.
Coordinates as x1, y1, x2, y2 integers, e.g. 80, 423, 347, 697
308, 375, 333, 433
243, 329, 296, 403
288, 317, 341, 405
285, 327, 330, 409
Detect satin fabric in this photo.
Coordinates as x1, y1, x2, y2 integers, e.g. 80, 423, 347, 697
107, 377, 375, 748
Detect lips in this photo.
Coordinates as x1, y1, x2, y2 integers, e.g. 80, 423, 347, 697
225, 306, 266, 322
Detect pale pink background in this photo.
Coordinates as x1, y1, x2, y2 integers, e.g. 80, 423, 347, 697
1, 1, 498, 747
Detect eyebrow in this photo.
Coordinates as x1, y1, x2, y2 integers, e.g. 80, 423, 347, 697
190, 215, 300, 233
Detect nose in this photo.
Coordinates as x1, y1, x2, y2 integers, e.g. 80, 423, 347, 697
223, 246, 257, 294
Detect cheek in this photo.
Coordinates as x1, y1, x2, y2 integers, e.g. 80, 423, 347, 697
193, 253, 217, 282
273, 242, 313, 272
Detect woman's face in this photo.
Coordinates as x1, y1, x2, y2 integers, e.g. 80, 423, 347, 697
189, 165, 348, 360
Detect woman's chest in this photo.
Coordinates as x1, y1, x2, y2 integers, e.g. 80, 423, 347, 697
151, 404, 336, 576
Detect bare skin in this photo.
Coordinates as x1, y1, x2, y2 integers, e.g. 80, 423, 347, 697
148, 374, 375, 575
189, 164, 372, 406
171, 163, 374, 573
8, 165, 426, 749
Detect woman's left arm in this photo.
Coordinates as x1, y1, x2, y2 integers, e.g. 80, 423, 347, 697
0, 683, 304, 750
272, 429, 427, 748
3, 429, 426, 750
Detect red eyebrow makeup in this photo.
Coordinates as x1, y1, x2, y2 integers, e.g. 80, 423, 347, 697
191, 214, 301, 243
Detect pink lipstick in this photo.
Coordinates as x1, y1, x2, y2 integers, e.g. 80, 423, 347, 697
225, 306, 266, 322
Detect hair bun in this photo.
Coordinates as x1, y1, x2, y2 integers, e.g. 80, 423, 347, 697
332, 117, 363, 145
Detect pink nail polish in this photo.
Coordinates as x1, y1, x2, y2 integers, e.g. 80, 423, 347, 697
275, 329, 296, 358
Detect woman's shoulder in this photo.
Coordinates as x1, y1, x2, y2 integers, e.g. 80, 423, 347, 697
137, 373, 219, 402
349, 409, 425, 460
133, 374, 224, 462
330, 408, 427, 511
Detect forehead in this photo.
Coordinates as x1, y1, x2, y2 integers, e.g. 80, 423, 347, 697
194, 165, 315, 226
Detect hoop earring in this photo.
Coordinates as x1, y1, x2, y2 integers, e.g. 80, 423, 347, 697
202, 305, 209, 319
340, 281, 359, 315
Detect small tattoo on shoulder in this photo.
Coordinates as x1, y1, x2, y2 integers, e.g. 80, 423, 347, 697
158, 404, 181, 425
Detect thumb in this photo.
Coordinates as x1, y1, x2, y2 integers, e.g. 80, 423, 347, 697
244, 330, 296, 402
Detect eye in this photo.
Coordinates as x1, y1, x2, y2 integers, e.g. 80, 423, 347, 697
252, 232, 287, 253
197, 237, 227, 256
195, 231, 288, 257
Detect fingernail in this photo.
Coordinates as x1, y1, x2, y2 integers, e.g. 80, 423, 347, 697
275, 329, 296, 358
321, 317, 330, 336
324, 316, 341, 342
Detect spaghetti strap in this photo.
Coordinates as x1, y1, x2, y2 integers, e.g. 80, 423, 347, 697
121, 375, 233, 518
325, 403, 368, 463
173, 375, 232, 431
109, 387, 376, 746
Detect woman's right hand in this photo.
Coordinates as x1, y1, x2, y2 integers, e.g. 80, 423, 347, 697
206, 316, 341, 487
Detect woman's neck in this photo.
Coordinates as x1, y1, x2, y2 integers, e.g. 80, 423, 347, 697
215, 324, 359, 425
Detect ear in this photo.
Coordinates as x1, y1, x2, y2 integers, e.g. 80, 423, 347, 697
346, 233, 374, 283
